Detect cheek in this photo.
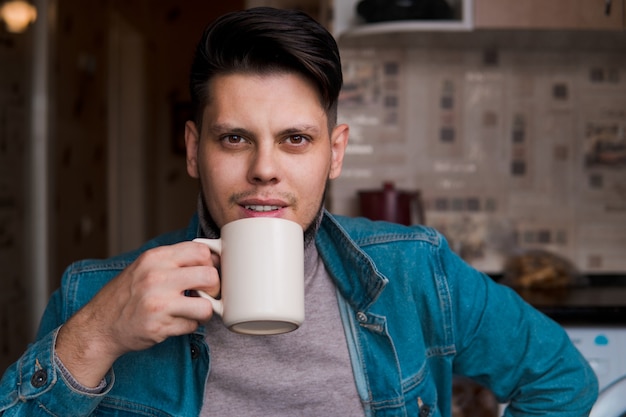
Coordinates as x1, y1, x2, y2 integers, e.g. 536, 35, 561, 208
295, 158, 331, 197
202, 161, 235, 193
197, 153, 231, 196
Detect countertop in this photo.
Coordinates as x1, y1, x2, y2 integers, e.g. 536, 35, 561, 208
493, 275, 626, 325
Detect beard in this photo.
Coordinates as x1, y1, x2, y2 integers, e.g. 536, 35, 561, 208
196, 185, 327, 249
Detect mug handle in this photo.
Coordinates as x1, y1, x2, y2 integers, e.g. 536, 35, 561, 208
192, 238, 224, 317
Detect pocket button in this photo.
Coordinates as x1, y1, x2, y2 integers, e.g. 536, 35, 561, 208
190, 343, 201, 359
419, 404, 431, 417
31, 369, 48, 388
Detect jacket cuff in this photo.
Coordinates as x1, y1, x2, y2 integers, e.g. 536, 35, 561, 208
1, 327, 114, 415
54, 346, 108, 394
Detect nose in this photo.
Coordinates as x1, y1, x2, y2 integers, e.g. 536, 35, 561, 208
247, 143, 280, 185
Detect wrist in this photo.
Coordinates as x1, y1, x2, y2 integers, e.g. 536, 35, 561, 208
55, 314, 119, 388
54, 350, 108, 393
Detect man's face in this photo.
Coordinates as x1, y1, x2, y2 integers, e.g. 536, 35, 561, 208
185, 72, 349, 231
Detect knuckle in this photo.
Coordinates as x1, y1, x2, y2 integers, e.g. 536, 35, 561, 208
137, 247, 163, 265
139, 291, 167, 315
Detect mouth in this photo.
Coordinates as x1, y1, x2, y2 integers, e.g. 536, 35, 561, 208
237, 194, 293, 217
244, 204, 282, 212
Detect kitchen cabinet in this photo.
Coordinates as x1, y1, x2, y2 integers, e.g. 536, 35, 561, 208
333, 0, 473, 38
332, 0, 623, 40
474, 0, 624, 30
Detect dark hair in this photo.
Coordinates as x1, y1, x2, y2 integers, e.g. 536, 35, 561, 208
189, 7, 343, 129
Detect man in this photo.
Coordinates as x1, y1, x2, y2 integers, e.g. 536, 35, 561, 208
0, 7, 597, 416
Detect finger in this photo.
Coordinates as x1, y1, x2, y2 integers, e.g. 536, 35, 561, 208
181, 241, 221, 268
143, 312, 206, 339
144, 241, 217, 268
163, 264, 221, 296
170, 293, 216, 323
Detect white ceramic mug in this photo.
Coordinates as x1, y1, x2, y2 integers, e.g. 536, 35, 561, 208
193, 217, 304, 335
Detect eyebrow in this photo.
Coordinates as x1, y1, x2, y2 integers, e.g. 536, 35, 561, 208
208, 124, 251, 137
279, 125, 321, 136
209, 123, 321, 137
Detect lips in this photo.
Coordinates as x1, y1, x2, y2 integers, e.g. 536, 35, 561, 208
238, 195, 291, 216
244, 205, 281, 212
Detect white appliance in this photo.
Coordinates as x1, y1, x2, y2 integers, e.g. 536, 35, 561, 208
565, 327, 626, 417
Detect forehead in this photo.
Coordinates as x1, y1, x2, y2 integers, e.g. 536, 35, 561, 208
202, 73, 326, 127
205, 71, 324, 106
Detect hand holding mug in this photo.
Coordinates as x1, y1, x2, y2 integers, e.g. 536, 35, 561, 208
55, 241, 220, 387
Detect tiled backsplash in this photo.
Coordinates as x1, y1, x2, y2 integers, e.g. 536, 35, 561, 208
331, 32, 626, 274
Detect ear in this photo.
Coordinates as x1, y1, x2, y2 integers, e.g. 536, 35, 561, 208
329, 123, 349, 180
185, 120, 200, 179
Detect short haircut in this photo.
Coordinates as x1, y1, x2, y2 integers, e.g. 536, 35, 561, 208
189, 7, 343, 130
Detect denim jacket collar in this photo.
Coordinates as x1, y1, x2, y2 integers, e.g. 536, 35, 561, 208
315, 211, 389, 313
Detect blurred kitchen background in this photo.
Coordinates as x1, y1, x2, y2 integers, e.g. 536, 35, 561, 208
1, 0, 625, 411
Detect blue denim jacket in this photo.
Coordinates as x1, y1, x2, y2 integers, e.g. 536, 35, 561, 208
0, 211, 598, 416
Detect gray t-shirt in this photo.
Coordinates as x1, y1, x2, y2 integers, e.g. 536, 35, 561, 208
199, 243, 363, 416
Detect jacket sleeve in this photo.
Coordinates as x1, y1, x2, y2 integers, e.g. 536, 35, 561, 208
0, 283, 114, 416
445, 244, 599, 416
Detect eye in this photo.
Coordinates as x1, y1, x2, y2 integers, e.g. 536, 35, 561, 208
219, 134, 251, 148
284, 135, 309, 146
223, 135, 247, 144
